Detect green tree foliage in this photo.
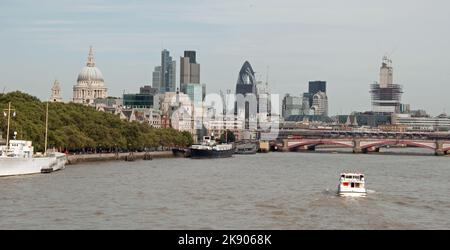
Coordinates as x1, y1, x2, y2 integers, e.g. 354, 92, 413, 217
0, 91, 193, 152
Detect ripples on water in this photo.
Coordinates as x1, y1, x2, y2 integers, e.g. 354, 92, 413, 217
0, 149, 449, 229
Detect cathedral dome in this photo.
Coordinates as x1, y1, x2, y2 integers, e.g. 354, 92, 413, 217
77, 66, 104, 83
76, 46, 105, 85
73, 46, 108, 104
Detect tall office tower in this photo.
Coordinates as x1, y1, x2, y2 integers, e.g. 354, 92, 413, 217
152, 66, 161, 91
308, 81, 326, 106
302, 92, 311, 115
235, 61, 257, 130
234, 61, 271, 130
370, 56, 403, 113
311, 91, 328, 116
180, 50, 200, 94
160, 49, 176, 93
184, 51, 196, 64
282, 94, 302, 119
235, 61, 257, 96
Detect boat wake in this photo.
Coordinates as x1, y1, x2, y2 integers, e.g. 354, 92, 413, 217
322, 188, 338, 196
366, 189, 376, 194
321, 188, 376, 198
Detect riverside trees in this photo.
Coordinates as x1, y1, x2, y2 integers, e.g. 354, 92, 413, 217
0, 91, 193, 153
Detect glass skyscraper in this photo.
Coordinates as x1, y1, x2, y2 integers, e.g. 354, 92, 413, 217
186, 83, 203, 105
308, 81, 326, 106
160, 49, 176, 93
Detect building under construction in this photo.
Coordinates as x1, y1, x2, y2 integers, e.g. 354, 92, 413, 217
370, 56, 403, 113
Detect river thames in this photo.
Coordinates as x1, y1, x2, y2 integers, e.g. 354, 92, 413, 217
1, 150, 449, 229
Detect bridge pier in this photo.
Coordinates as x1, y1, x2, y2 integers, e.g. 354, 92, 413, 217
435, 141, 445, 156
353, 139, 362, 154
435, 150, 445, 156
282, 139, 290, 152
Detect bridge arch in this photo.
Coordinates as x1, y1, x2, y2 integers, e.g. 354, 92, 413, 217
360, 140, 436, 152
289, 139, 353, 150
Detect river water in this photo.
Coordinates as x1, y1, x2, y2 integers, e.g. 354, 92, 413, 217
1, 149, 449, 229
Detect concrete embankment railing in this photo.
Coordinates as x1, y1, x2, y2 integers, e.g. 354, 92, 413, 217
66, 151, 174, 165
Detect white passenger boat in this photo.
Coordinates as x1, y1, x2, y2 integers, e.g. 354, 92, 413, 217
0, 140, 66, 177
0, 102, 67, 177
337, 172, 367, 197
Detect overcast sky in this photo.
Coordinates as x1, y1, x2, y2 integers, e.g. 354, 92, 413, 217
1, 0, 449, 115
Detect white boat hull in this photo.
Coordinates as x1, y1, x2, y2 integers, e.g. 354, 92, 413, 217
0, 153, 67, 177
338, 191, 367, 197
42, 152, 67, 173
338, 186, 367, 197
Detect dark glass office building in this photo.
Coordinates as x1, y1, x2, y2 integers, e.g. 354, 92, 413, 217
184, 51, 197, 64
139, 85, 158, 95
123, 94, 154, 109
308, 81, 326, 106
309, 81, 326, 94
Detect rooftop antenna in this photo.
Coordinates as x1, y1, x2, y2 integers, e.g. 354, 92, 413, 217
265, 66, 270, 91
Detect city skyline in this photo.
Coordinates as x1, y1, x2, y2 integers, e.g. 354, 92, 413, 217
1, 0, 450, 115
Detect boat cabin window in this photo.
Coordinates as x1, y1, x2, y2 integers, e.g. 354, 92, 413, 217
350, 183, 361, 188
345, 175, 361, 180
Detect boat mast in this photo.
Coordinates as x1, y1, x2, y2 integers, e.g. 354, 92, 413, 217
6, 102, 11, 149
44, 102, 49, 156
4, 102, 15, 150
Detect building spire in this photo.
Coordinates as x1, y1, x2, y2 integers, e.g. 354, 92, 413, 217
53, 79, 59, 87
86, 46, 95, 67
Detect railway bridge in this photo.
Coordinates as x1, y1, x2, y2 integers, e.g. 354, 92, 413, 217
270, 130, 450, 156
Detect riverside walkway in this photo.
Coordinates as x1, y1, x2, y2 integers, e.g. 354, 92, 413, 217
66, 151, 173, 165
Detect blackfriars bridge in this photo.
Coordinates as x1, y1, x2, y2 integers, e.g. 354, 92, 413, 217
266, 130, 450, 156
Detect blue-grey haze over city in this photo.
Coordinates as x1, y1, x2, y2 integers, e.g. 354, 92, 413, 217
1, 0, 449, 115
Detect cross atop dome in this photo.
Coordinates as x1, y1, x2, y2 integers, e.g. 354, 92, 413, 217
86, 46, 95, 67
